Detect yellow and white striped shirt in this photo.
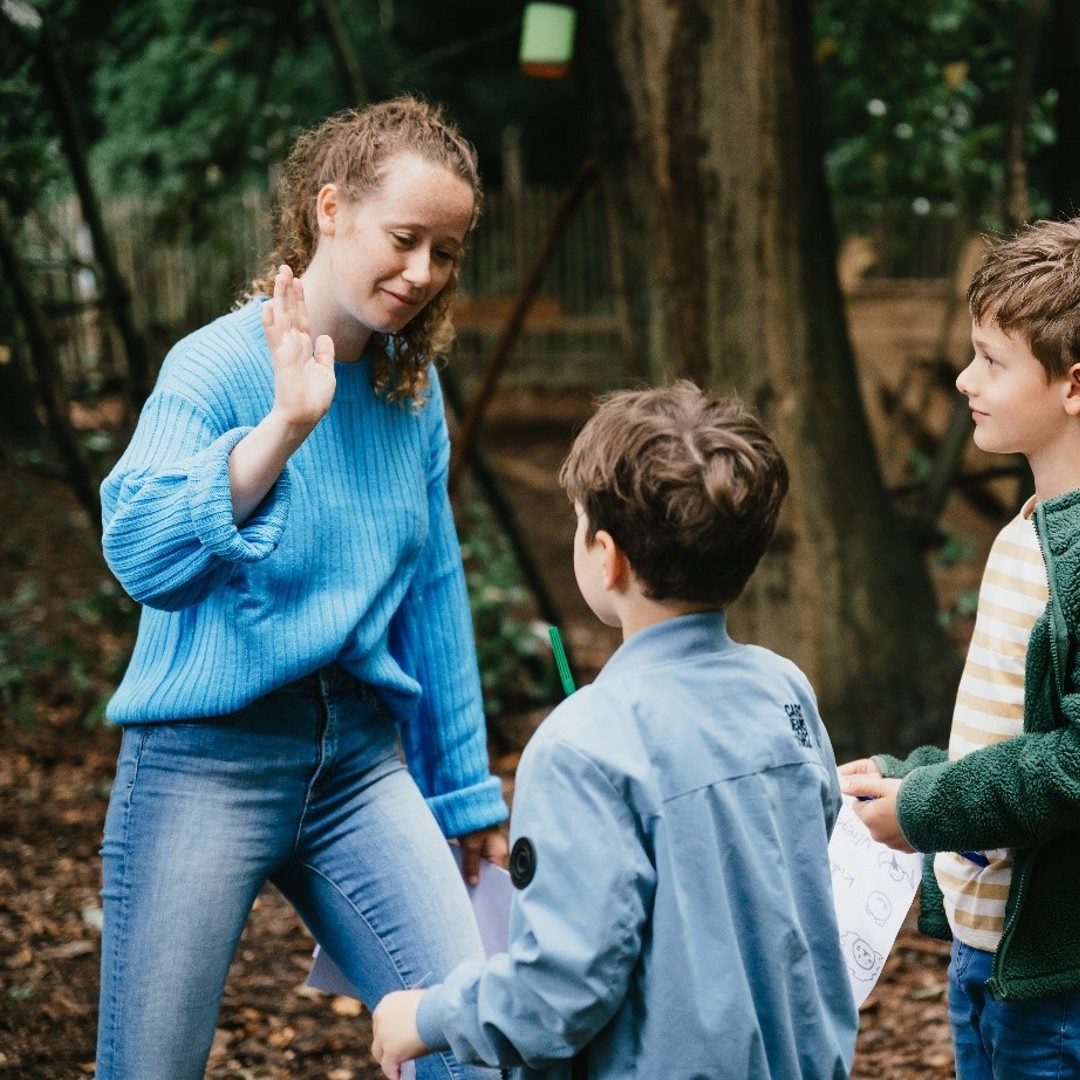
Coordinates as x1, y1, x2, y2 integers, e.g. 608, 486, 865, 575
935, 500, 1046, 952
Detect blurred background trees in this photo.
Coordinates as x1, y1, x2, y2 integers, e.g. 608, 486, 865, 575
1, 0, 1075, 752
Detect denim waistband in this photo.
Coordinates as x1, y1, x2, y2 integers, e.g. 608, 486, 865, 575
280, 662, 373, 700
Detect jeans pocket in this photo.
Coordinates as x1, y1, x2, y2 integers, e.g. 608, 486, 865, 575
951, 939, 973, 982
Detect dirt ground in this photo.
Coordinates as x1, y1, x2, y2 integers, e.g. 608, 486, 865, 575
0, 285, 999, 1079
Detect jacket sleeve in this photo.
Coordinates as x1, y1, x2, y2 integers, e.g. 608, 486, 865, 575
101, 390, 291, 611
874, 744, 948, 779
389, 374, 507, 838
415, 733, 654, 1069
896, 625, 1080, 853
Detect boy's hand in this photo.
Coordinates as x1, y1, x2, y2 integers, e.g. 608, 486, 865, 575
371, 990, 428, 1079
838, 757, 882, 778
840, 776, 915, 853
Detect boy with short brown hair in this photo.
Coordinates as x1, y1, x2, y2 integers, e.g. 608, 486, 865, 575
372, 381, 857, 1079
842, 217, 1080, 1078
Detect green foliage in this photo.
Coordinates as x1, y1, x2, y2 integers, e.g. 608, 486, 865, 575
458, 501, 558, 718
814, 0, 1057, 246
0, 577, 135, 730
938, 585, 980, 631
934, 534, 975, 568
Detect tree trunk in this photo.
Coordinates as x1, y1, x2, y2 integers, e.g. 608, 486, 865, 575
582, 0, 959, 756
1003, 0, 1049, 230
0, 294, 41, 445
0, 203, 101, 532
1054, 0, 1080, 215
34, 19, 155, 407
311, 0, 369, 106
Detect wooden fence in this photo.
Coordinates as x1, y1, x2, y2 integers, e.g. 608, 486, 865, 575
18, 186, 973, 397
21, 183, 631, 394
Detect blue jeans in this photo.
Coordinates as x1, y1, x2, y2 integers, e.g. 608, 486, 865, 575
95, 664, 496, 1079
948, 939, 1080, 1079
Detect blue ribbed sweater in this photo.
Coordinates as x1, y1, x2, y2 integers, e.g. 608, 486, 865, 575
100, 299, 507, 839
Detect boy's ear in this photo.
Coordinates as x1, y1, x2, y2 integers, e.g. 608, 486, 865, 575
594, 530, 632, 592
1065, 363, 1080, 415
316, 184, 340, 236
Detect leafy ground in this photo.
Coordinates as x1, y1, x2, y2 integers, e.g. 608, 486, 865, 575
0, 388, 966, 1079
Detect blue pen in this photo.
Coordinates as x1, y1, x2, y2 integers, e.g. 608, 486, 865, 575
853, 796, 988, 867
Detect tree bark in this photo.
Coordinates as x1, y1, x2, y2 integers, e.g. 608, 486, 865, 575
311, 0, 369, 106
1054, 0, 1080, 215
1003, 0, 1049, 230
33, 18, 155, 407
582, 0, 959, 755
0, 203, 100, 532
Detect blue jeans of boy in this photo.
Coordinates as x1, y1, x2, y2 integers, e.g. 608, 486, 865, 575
948, 939, 1080, 1079
94, 664, 496, 1080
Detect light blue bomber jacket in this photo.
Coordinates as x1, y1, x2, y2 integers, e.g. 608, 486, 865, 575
416, 612, 858, 1079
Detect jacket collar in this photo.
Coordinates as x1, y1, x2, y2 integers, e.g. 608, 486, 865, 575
596, 611, 735, 685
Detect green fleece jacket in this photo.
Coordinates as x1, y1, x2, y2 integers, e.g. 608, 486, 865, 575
876, 487, 1080, 1002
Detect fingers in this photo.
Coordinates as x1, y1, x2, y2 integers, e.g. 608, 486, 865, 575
272, 264, 293, 329
314, 334, 335, 368
838, 758, 881, 778
371, 1028, 399, 1079
839, 775, 890, 799
290, 275, 311, 336
459, 840, 481, 886
484, 830, 509, 870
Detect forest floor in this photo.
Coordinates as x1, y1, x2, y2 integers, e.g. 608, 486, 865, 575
0, 367, 989, 1079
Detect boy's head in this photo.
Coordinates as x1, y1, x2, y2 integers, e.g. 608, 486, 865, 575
558, 381, 789, 610
968, 217, 1080, 378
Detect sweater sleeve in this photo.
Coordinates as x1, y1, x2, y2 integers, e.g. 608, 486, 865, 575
415, 736, 652, 1068
101, 389, 291, 611
897, 620, 1080, 853
390, 376, 507, 838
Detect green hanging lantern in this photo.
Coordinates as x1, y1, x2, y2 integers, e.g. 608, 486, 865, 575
519, 2, 577, 79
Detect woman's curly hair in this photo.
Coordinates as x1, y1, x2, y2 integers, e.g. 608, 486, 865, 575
249, 95, 483, 406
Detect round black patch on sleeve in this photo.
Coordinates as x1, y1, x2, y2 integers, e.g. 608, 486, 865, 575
510, 837, 537, 889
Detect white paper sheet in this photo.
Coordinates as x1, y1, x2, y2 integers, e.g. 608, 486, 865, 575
828, 796, 923, 1006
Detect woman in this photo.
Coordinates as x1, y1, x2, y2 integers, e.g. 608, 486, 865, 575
95, 96, 507, 1079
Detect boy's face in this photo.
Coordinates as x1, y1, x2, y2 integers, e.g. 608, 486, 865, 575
956, 319, 1077, 462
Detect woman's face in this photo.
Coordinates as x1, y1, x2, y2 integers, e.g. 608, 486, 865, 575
319, 152, 475, 347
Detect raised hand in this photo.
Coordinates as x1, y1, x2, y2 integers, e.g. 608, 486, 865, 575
261, 264, 336, 430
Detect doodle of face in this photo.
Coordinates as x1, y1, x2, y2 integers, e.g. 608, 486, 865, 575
865, 891, 891, 926
852, 937, 877, 971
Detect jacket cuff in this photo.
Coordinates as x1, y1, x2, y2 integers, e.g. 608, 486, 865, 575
895, 765, 947, 852
187, 427, 292, 561
426, 776, 509, 839
415, 987, 452, 1053
873, 753, 903, 778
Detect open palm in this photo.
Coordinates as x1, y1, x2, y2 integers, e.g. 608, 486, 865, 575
261, 264, 336, 427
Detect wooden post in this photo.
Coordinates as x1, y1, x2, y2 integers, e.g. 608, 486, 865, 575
448, 157, 598, 493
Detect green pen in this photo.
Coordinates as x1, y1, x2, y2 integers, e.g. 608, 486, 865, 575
548, 625, 576, 696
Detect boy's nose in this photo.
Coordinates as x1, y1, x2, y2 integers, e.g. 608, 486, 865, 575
956, 360, 976, 396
